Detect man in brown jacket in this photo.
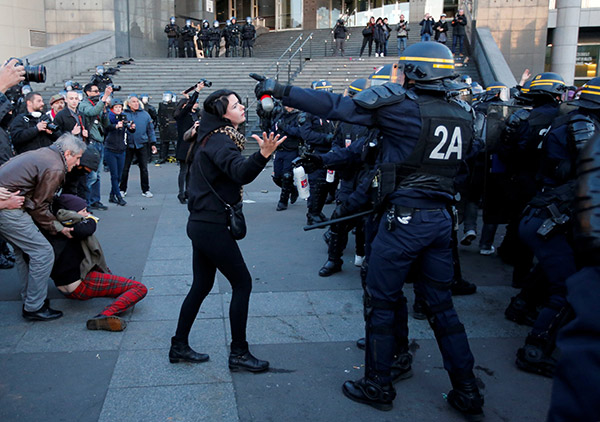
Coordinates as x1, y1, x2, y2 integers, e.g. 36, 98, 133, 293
0, 134, 86, 320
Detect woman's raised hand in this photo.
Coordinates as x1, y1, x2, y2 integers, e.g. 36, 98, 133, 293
253, 131, 287, 158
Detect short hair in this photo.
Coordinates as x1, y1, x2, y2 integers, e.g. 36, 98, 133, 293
24, 92, 42, 104
203, 89, 241, 119
83, 83, 97, 94
54, 133, 87, 155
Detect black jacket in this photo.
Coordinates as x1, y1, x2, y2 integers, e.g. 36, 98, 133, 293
9, 112, 58, 155
53, 107, 86, 139
174, 91, 200, 161
451, 14, 467, 36
0, 93, 13, 165
333, 24, 348, 39
187, 110, 269, 224
434, 20, 449, 41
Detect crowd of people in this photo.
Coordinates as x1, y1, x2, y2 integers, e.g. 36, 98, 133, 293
1, 30, 599, 421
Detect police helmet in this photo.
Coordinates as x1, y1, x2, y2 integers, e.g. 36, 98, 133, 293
111, 98, 124, 107
213, 20, 219, 27
226, 19, 231, 26
162, 91, 173, 103
185, 19, 191, 26
460, 75, 472, 85
338, 18, 344, 25
96, 65, 105, 75
485, 81, 510, 102
471, 81, 484, 96
570, 77, 600, 110
231, 16, 237, 22
64, 80, 75, 91
202, 20, 209, 28
368, 63, 401, 86
398, 42, 456, 82
21, 84, 32, 95
311, 80, 333, 92
170, 16, 176, 24
347, 78, 368, 97
76, 90, 84, 102
528, 72, 567, 96
246, 17, 252, 24
140, 93, 149, 104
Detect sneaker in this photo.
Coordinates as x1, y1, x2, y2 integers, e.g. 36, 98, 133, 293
479, 246, 496, 256
354, 255, 365, 267
142, 191, 153, 198
89, 201, 108, 211
375, 53, 379, 57
120, 190, 127, 197
460, 229, 477, 246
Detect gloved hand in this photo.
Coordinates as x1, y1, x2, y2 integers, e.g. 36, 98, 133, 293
292, 152, 324, 173
330, 202, 349, 221
250, 73, 290, 100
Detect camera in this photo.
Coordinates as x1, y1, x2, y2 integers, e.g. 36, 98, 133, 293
183, 79, 212, 94
115, 113, 133, 129
40, 115, 58, 132
8, 57, 46, 84
107, 83, 122, 92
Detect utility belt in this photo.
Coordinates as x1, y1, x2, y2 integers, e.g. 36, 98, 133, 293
383, 204, 447, 231
524, 203, 571, 240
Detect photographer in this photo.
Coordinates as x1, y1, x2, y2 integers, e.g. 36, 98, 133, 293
105, 99, 135, 206
9, 91, 59, 154
54, 90, 89, 141
120, 94, 157, 198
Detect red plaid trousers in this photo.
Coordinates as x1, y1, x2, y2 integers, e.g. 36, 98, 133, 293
66, 271, 148, 316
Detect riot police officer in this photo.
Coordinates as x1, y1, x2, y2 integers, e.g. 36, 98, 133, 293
226, 17, 241, 57
241, 17, 256, 57
514, 78, 596, 377
209, 20, 222, 57
165, 16, 180, 58
157, 91, 177, 163
254, 42, 484, 419
198, 20, 211, 58
90, 65, 118, 93
180, 19, 197, 58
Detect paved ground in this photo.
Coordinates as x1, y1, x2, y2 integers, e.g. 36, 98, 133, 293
0, 161, 552, 422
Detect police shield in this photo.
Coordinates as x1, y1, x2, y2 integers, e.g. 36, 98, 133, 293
485, 104, 530, 151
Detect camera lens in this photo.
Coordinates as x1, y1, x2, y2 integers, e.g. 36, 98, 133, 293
24, 64, 46, 84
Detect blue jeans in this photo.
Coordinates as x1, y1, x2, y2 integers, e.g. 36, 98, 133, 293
397, 37, 407, 55
86, 142, 104, 205
104, 149, 125, 199
421, 33, 431, 42
452, 34, 465, 54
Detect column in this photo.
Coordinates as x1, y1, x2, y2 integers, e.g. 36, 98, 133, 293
551, 0, 580, 85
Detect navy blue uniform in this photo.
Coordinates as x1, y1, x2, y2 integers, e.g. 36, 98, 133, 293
283, 84, 477, 385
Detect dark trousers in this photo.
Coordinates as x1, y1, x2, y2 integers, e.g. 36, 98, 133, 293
452, 34, 465, 54
120, 146, 150, 194
360, 36, 373, 57
183, 40, 195, 57
519, 209, 576, 335
104, 149, 125, 199
178, 160, 189, 197
174, 221, 252, 348
365, 209, 475, 382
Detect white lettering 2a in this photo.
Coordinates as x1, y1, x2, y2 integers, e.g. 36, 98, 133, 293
429, 125, 463, 160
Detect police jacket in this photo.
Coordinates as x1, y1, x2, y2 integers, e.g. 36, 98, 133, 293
144, 103, 158, 128
123, 108, 156, 149
181, 25, 196, 41
187, 110, 269, 225
209, 27, 222, 42
9, 111, 58, 155
105, 111, 135, 154
451, 15, 467, 36
333, 24, 348, 39
302, 114, 334, 153
0, 145, 67, 234
0, 93, 14, 165
241, 24, 255, 40
282, 83, 474, 208
78, 97, 110, 143
90, 74, 113, 92
274, 110, 305, 152
199, 27, 211, 42
230, 24, 240, 39
165, 23, 180, 38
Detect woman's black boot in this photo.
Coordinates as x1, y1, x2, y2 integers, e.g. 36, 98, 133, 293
169, 337, 209, 363
229, 343, 269, 372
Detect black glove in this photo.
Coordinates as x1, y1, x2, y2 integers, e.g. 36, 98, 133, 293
292, 153, 324, 173
250, 73, 290, 100
330, 202, 349, 221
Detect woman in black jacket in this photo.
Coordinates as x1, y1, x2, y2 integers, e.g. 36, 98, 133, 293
170, 89, 285, 372
359, 17, 375, 57
373, 17, 386, 57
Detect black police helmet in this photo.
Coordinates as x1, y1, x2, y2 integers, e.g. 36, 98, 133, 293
570, 77, 600, 110
398, 42, 456, 82
347, 78, 368, 97
368, 64, 400, 86
528, 72, 567, 96
311, 80, 333, 92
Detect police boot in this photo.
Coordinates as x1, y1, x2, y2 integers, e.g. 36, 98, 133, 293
412, 299, 428, 320
447, 373, 485, 422
356, 337, 366, 350
391, 352, 413, 384
306, 212, 328, 226
319, 231, 344, 277
290, 187, 298, 204
504, 295, 537, 327
277, 174, 294, 211
342, 375, 396, 411
450, 278, 477, 296
276, 191, 289, 211
174, 46, 179, 58
515, 333, 557, 378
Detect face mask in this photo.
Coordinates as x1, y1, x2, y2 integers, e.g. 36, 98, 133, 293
31, 111, 42, 118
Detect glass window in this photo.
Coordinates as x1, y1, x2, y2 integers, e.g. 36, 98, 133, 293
575, 45, 598, 79
260, 0, 276, 28
279, 0, 303, 29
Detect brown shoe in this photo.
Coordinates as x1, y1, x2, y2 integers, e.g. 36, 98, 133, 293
86, 315, 126, 331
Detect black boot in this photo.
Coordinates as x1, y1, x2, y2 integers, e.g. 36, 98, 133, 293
447, 373, 485, 421
229, 343, 269, 372
319, 259, 342, 277
342, 376, 396, 411
356, 337, 366, 350
169, 338, 209, 363
412, 299, 428, 320
450, 278, 477, 295
277, 173, 293, 211
391, 352, 413, 384
515, 333, 557, 377
306, 212, 328, 226
504, 295, 537, 326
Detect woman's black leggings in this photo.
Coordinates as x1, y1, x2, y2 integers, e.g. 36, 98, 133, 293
174, 220, 252, 349
360, 36, 373, 56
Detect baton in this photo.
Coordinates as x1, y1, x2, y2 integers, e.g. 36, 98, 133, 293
303, 209, 374, 231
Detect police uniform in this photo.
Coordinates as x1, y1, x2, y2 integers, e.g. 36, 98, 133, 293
209, 22, 222, 57
272, 108, 304, 210
241, 18, 256, 57
180, 23, 197, 58
158, 95, 177, 162
226, 18, 241, 57
164, 19, 180, 58
255, 42, 484, 418
198, 22, 211, 57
